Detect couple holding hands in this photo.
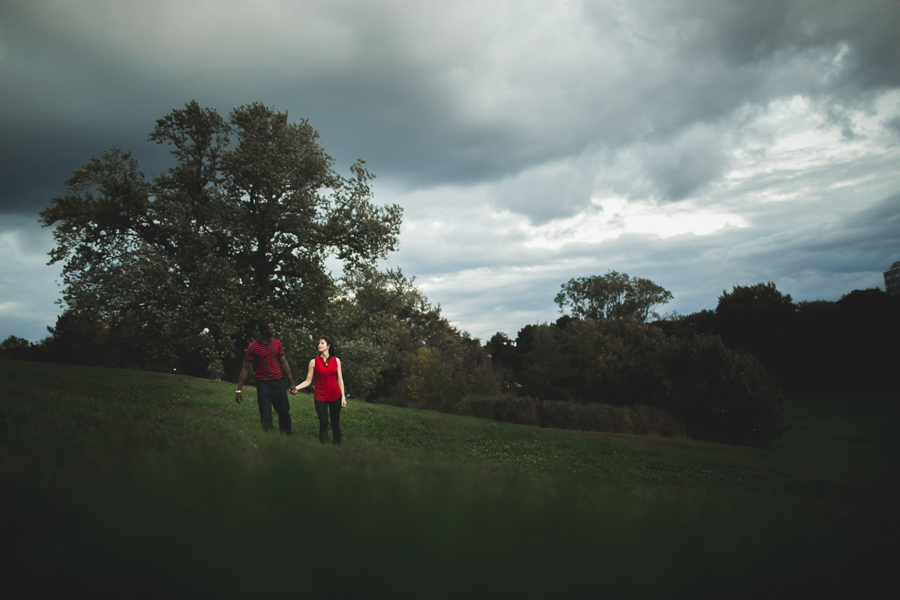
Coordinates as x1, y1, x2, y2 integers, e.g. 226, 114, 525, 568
236, 322, 346, 445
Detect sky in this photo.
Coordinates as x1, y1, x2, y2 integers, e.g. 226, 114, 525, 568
1, 0, 899, 343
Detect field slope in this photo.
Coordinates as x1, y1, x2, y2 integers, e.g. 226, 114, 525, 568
2, 360, 897, 598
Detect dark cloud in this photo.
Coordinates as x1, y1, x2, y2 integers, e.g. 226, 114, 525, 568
885, 116, 900, 137
841, 192, 900, 233
2, 0, 898, 217
611, 125, 732, 202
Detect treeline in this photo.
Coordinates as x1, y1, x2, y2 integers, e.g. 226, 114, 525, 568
367, 274, 898, 447
0, 266, 496, 407
481, 317, 785, 446
376, 272, 791, 447
656, 283, 900, 397
470, 280, 898, 447
5, 274, 895, 448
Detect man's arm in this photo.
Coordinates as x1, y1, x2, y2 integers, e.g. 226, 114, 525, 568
279, 354, 297, 394
235, 360, 252, 405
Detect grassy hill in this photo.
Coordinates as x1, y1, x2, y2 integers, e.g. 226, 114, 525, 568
2, 360, 897, 598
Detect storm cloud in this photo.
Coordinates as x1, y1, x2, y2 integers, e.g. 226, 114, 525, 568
1, 0, 898, 341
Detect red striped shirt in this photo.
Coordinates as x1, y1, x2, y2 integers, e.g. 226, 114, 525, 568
244, 338, 284, 381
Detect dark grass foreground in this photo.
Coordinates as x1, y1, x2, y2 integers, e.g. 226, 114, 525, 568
1, 360, 898, 598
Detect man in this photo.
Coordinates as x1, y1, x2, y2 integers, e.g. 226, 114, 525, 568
235, 321, 297, 434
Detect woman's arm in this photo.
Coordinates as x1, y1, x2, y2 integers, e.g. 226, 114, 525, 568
278, 354, 297, 394
294, 359, 315, 392
336, 357, 347, 407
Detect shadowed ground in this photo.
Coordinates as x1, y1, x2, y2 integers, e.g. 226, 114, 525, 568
1, 360, 897, 598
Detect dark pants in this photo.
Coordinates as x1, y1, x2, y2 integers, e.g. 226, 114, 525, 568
314, 400, 341, 445
257, 378, 291, 434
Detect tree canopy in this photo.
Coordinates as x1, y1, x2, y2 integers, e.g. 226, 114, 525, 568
39, 101, 402, 376
715, 282, 795, 322
554, 271, 673, 322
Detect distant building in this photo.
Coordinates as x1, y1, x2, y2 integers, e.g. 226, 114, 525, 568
885, 261, 900, 296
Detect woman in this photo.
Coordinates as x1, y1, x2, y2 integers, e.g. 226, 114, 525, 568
295, 336, 347, 445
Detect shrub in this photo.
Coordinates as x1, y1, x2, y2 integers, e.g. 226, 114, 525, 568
450, 394, 688, 438
496, 318, 787, 446
1, 336, 35, 360
571, 318, 669, 405
662, 334, 786, 446
339, 338, 388, 400
451, 395, 542, 427
397, 347, 455, 409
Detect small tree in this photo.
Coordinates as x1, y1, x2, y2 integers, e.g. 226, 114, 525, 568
0, 336, 34, 361
662, 334, 786, 446
402, 347, 455, 408
715, 282, 796, 383
716, 282, 795, 323
555, 271, 672, 322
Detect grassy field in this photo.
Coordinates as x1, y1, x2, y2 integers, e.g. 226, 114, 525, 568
2, 360, 897, 598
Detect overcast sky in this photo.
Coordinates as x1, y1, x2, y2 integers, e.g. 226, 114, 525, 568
2, 0, 899, 343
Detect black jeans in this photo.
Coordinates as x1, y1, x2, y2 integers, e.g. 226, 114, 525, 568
256, 378, 291, 434
314, 400, 341, 445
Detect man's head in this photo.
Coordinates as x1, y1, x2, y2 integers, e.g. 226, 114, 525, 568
258, 321, 275, 339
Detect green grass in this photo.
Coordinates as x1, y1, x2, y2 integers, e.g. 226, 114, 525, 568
2, 360, 897, 598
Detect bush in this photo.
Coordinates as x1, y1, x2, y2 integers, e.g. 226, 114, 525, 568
397, 347, 455, 409
573, 318, 669, 405
338, 338, 388, 400
662, 334, 786, 446
496, 318, 787, 446
450, 394, 688, 438
539, 401, 686, 438
1, 336, 35, 360
451, 395, 542, 427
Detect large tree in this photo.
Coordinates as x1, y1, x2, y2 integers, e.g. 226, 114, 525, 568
554, 271, 673, 322
40, 101, 402, 377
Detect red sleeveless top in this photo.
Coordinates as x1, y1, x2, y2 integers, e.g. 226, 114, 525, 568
313, 356, 341, 402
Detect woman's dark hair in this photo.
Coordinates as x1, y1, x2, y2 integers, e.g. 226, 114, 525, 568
318, 336, 335, 363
